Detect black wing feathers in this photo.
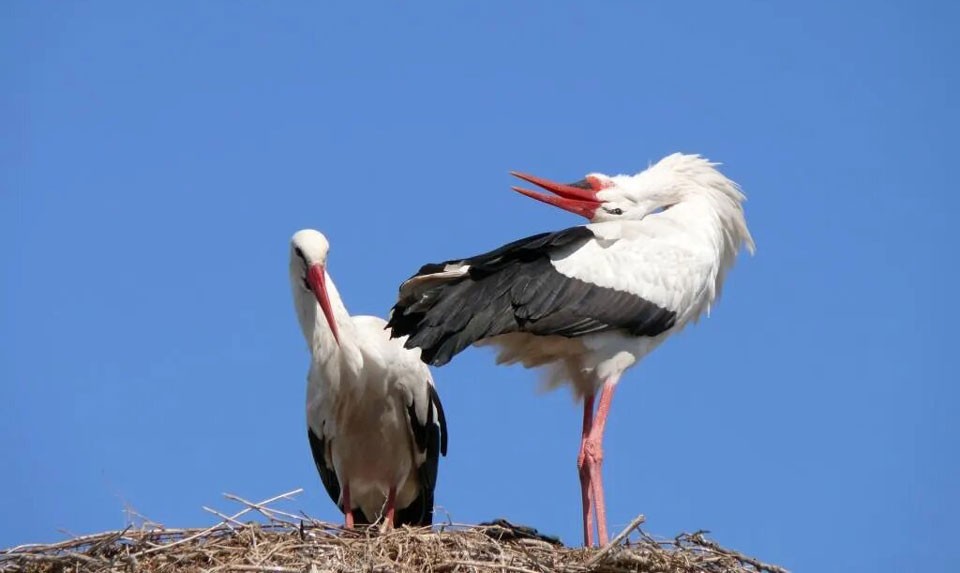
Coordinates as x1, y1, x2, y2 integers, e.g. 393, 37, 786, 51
388, 226, 677, 366
307, 427, 369, 525
400, 383, 448, 527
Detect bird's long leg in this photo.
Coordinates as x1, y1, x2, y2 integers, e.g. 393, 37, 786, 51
383, 487, 397, 530
587, 378, 619, 546
577, 392, 596, 547
342, 484, 355, 529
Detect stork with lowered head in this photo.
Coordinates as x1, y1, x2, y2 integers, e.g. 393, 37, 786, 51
290, 229, 448, 528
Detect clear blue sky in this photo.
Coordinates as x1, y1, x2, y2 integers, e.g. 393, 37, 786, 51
2, 2, 956, 571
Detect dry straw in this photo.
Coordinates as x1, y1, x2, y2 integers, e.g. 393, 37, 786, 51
1, 489, 788, 573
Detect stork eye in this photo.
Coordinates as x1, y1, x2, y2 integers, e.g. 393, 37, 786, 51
294, 247, 306, 262
604, 207, 623, 215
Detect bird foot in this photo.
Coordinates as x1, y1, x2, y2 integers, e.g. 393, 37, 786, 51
378, 487, 397, 533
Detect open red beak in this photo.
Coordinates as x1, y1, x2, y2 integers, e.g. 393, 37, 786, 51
511, 171, 604, 219
307, 264, 341, 346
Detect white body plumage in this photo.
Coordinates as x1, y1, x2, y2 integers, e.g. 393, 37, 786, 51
290, 230, 446, 526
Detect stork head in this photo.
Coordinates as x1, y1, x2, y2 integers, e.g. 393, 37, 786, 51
511, 153, 754, 237
290, 229, 341, 346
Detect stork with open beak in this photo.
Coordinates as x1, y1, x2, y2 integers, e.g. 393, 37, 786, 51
387, 153, 754, 546
289, 229, 448, 529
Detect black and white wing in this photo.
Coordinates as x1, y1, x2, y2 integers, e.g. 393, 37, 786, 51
397, 382, 447, 526
387, 226, 677, 366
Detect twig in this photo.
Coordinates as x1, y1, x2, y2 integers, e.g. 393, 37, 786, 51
223, 492, 304, 526
3, 529, 132, 555
204, 506, 245, 530
584, 514, 646, 567
688, 533, 790, 573
225, 565, 300, 572
123, 502, 165, 530
87, 525, 131, 556
4, 552, 106, 566
437, 559, 543, 573
131, 489, 303, 557
511, 539, 551, 573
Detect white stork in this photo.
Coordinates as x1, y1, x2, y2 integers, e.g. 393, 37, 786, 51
387, 153, 754, 546
289, 229, 448, 529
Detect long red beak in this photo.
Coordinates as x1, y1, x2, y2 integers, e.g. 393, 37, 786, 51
307, 264, 341, 346
511, 171, 603, 219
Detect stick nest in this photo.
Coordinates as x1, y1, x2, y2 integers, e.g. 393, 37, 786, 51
1, 489, 788, 573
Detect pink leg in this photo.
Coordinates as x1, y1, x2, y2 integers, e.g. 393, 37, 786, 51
587, 379, 619, 545
577, 393, 596, 547
342, 484, 355, 529
384, 487, 397, 529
